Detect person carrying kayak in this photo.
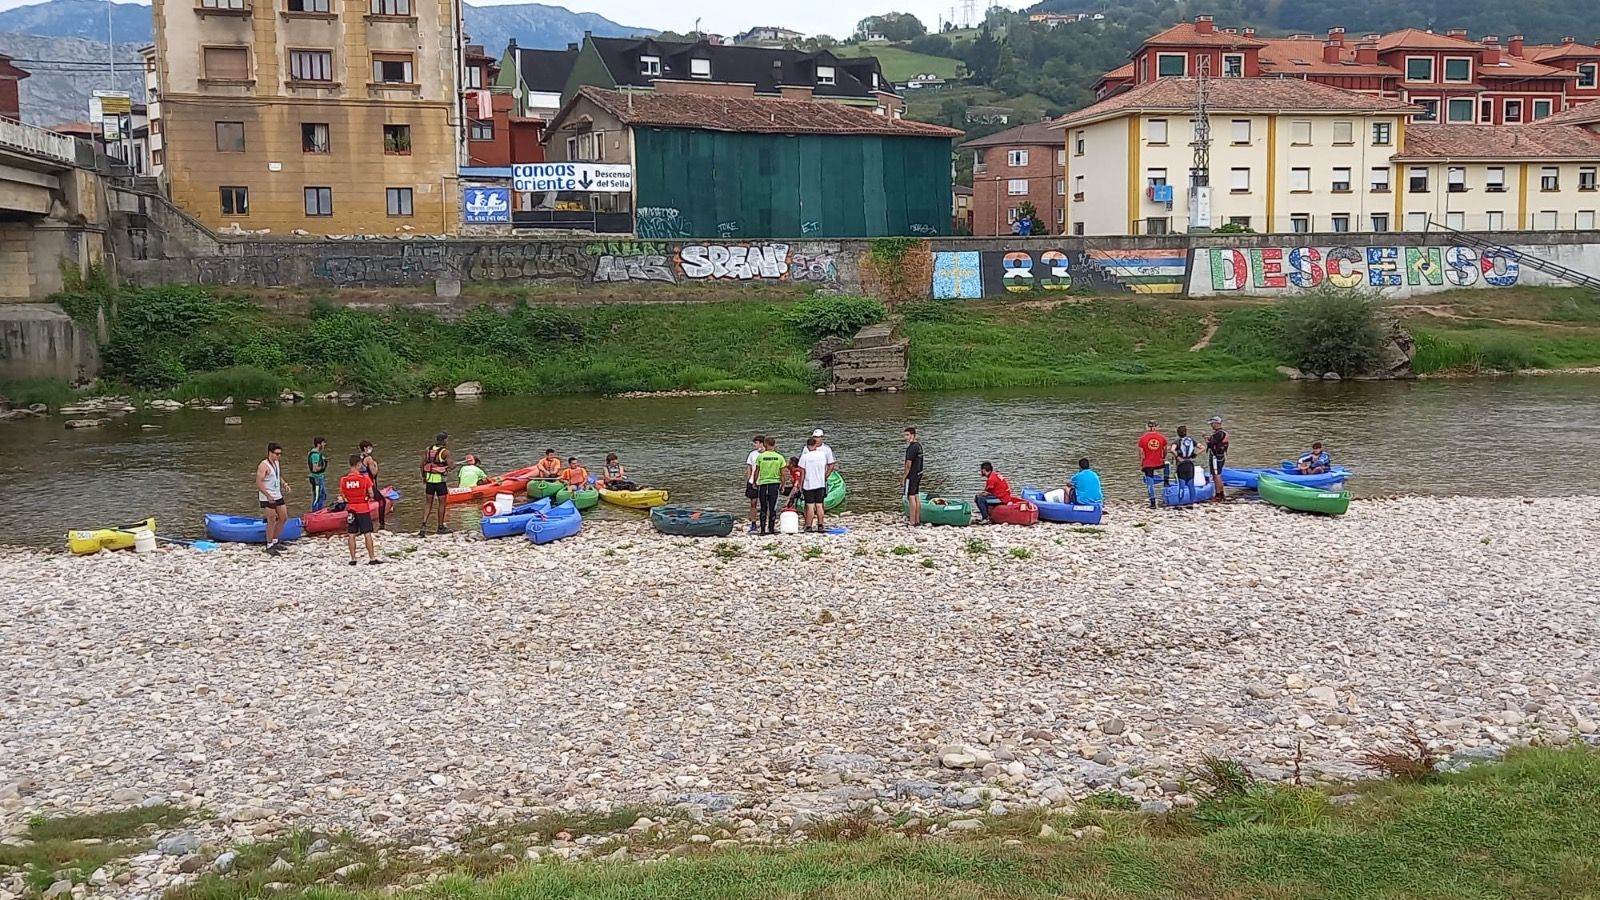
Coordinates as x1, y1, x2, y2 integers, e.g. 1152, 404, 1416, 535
419, 432, 451, 536
340, 454, 383, 566
560, 456, 590, 492
1137, 420, 1169, 509
974, 461, 1014, 522
1296, 442, 1332, 474
358, 440, 385, 532
457, 454, 497, 489
600, 453, 637, 491
1206, 416, 1230, 501
1068, 458, 1103, 505
1172, 425, 1200, 506
534, 448, 562, 479
256, 442, 291, 555
307, 436, 329, 512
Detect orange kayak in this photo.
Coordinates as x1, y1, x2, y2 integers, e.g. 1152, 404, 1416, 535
445, 465, 540, 505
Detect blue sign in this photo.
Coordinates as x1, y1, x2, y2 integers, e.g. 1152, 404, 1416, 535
1152, 184, 1174, 204
462, 187, 510, 224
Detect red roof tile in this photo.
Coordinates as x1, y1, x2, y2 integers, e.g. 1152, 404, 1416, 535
1395, 123, 1600, 159
1256, 38, 1398, 77
1053, 77, 1417, 129
1141, 22, 1267, 49
566, 87, 962, 138
1375, 29, 1479, 52
1531, 43, 1600, 62
959, 120, 1064, 148
1541, 99, 1600, 126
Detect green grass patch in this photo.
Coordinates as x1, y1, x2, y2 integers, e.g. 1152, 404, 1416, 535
0, 377, 79, 410
0, 805, 189, 894
1412, 329, 1555, 374
836, 43, 963, 81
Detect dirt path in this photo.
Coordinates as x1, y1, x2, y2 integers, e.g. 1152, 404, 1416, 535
1389, 305, 1577, 330
1188, 314, 1219, 351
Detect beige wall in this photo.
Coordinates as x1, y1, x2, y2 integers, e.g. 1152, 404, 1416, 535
1398, 161, 1600, 231
542, 98, 632, 164
1063, 118, 1129, 234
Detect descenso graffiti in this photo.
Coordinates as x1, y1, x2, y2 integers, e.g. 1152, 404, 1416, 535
1200, 245, 1521, 292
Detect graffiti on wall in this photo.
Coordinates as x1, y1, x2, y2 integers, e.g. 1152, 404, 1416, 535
314, 242, 590, 287
637, 207, 694, 239
932, 251, 981, 299
680, 243, 790, 280
790, 248, 840, 286
585, 241, 676, 284
1078, 249, 1187, 294
929, 247, 1184, 298
1199, 246, 1521, 293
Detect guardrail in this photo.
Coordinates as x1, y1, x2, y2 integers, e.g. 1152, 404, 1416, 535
0, 117, 80, 165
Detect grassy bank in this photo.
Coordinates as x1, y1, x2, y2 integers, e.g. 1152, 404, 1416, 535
1387, 286, 1600, 375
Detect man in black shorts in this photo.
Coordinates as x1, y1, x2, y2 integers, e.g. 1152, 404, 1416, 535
339, 454, 383, 565
744, 434, 763, 534
901, 427, 924, 526
1206, 416, 1230, 501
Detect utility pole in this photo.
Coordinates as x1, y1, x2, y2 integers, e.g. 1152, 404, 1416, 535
1187, 55, 1212, 232
106, 0, 115, 83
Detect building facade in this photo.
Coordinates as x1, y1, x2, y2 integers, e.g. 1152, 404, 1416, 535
150, 0, 463, 234
960, 121, 1066, 235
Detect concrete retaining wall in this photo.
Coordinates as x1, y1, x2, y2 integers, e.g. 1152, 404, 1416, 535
0, 303, 98, 381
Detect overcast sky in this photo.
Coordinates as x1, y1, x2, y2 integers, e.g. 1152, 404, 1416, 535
0, 0, 1015, 40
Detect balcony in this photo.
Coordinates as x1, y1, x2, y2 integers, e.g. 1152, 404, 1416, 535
0, 118, 81, 165
195, 0, 252, 16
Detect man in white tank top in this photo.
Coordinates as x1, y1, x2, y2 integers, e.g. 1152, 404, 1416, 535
256, 442, 291, 554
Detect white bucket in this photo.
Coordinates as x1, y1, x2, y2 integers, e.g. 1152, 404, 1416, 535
133, 529, 157, 554
1044, 488, 1066, 504
1193, 470, 1209, 488
779, 510, 800, 534
492, 492, 514, 515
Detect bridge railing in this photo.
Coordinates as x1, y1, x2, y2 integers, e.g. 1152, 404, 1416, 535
0, 117, 80, 166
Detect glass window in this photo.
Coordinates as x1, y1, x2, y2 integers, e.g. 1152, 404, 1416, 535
469, 120, 493, 141
1146, 168, 1168, 186
383, 123, 411, 154
1290, 167, 1310, 191
1146, 119, 1168, 144
304, 187, 332, 216
1447, 166, 1466, 191
1580, 167, 1597, 191
1533, 99, 1553, 120
1581, 64, 1598, 89
1231, 119, 1250, 144
289, 50, 333, 82
1372, 121, 1392, 145
1008, 148, 1029, 166
1230, 167, 1249, 191
1157, 54, 1186, 77
1486, 167, 1505, 191
301, 122, 329, 153
639, 55, 661, 76
373, 54, 414, 84
1371, 213, 1389, 232
1073, 222, 1085, 236
1481, 99, 1493, 122
1056, 177, 1064, 195
1074, 132, 1084, 156
1409, 167, 1429, 193
1415, 99, 1439, 122
1505, 99, 1523, 123
465, 66, 483, 88
1146, 217, 1171, 235
1333, 121, 1353, 144
1541, 166, 1559, 191
1331, 168, 1351, 191
1222, 54, 1243, 77
1405, 57, 1433, 81
370, 0, 411, 13
215, 121, 244, 151
1227, 216, 1251, 228
1443, 57, 1471, 82
816, 65, 835, 85
202, 47, 249, 80
1331, 214, 1350, 233
219, 186, 248, 216
201, 0, 247, 7
1486, 211, 1503, 230
1290, 214, 1310, 234
386, 187, 413, 217
690, 58, 711, 78
1290, 120, 1311, 144
288, 0, 331, 11
1056, 148, 1065, 165
1073, 175, 1083, 195
1007, 179, 1027, 195
1371, 167, 1391, 191
1447, 98, 1474, 122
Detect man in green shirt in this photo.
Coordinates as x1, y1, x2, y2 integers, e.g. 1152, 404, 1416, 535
307, 437, 328, 512
458, 454, 496, 489
754, 436, 787, 536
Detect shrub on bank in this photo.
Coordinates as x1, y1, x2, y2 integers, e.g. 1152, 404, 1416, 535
1412, 330, 1548, 374
784, 295, 887, 340
175, 366, 282, 402
1277, 288, 1385, 377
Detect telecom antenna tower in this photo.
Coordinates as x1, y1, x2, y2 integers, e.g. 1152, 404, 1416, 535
1188, 55, 1213, 232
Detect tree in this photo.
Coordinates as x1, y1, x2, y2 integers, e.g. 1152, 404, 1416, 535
855, 12, 927, 41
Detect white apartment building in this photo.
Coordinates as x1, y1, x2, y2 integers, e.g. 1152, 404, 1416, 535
1396, 122, 1600, 231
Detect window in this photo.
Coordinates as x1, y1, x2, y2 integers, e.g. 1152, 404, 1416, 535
1074, 132, 1084, 156
215, 121, 244, 151
1222, 53, 1243, 77
202, 46, 249, 80
289, 0, 331, 12
1579, 63, 1598, 89
1072, 174, 1084, 198
1006, 207, 1021, 223
1481, 99, 1493, 122
386, 187, 413, 217
1007, 148, 1029, 166
1072, 222, 1085, 236
690, 58, 711, 78
1408, 167, 1429, 193
1580, 167, 1597, 191
1579, 210, 1597, 230
1447, 98, 1474, 123
1332, 167, 1351, 192
219, 186, 248, 216
301, 122, 329, 153
1056, 176, 1065, 195
1504, 99, 1523, 123
469, 119, 493, 141
304, 187, 332, 217
1146, 217, 1171, 234
1230, 167, 1250, 192
1447, 167, 1466, 192
1405, 57, 1433, 82
1541, 166, 1559, 191
1486, 167, 1506, 192
1445, 211, 1465, 229
1533, 210, 1558, 229
1406, 212, 1429, 231
289, 50, 333, 82
1156, 53, 1186, 77
1486, 211, 1504, 230
1056, 208, 1065, 225
1290, 120, 1311, 145
465, 66, 485, 89
200, 0, 247, 7
816, 65, 835, 85
1289, 167, 1310, 192
373, 53, 414, 84
1007, 178, 1027, 195
383, 123, 411, 154
1370, 212, 1389, 232
1415, 99, 1438, 122
1228, 216, 1251, 228
1372, 121, 1392, 145
370, 0, 411, 14
1371, 167, 1391, 192
1443, 57, 1471, 82
639, 55, 661, 76
1290, 214, 1310, 234
1331, 214, 1350, 233
1146, 119, 1168, 144
1333, 120, 1353, 145
1533, 99, 1552, 120
1231, 119, 1250, 144
973, 149, 985, 173
1056, 148, 1065, 165
151, 149, 163, 166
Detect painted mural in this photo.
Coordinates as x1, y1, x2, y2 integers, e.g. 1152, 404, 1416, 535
929, 247, 1183, 298
1193, 245, 1523, 295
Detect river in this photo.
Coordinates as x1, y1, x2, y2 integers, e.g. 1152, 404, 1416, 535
6, 377, 1598, 547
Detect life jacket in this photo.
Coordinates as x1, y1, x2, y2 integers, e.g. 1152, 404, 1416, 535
423, 445, 448, 482
1175, 436, 1199, 461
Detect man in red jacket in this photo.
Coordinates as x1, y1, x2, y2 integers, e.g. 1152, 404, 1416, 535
1137, 420, 1169, 509
340, 454, 384, 566
974, 461, 1014, 522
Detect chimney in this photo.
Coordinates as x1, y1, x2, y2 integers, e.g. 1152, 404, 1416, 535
1482, 36, 1501, 65
1509, 34, 1525, 57
1195, 15, 1214, 35
1447, 28, 1468, 39
508, 38, 518, 49
1562, 36, 1576, 45
566, 42, 578, 51
1242, 27, 1255, 38
1363, 33, 1380, 41
1356, 43, 1379, 65
1323, 41, 1342, 64
1223, 27, 1237, 35
1328, 26, 1345, 45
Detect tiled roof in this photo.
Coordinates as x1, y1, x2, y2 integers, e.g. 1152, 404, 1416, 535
566, 87, 962, 137
518, 47, 579, 94
588, 37, 891, 100
1531, 43, 1600, 62
1141, 22, 1267, 49
1053, 77, 1417, 129
959, 120, 1063, 148
1256, 38, 1398, 77
1099, 62, 1135, 81
1395, 124, 1600, 159
1542, 99, 1600, 125
1478, 56, 1575, 78
1375, 29, 1478, 51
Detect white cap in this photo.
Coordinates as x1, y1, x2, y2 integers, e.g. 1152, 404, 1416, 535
811, 429, 825, 437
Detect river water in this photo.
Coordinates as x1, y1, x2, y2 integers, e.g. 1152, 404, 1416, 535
7, 377, 1598, 547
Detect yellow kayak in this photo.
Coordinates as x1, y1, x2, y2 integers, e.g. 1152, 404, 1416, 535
598, 488, 670, 509
67, 518, 156, 555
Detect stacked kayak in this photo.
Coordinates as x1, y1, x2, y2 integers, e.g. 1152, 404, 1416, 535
823, 471, 847, 511
1162, 480, 1217, 508
302, 487, 399, 534
204, 514, 304, 544
525, 500, 582, 545
445, 465, 541, 505
527, 479, 566, 500
650, 506, 735, 537
1259, 475, 1351, 516
481, 498, 552, 539
1021, 488, 1104, 525
552, 486, 601, 510
66, 517, 157, 555
1222, 467, 1349, 490
988, 501, 1039, 526
906, 493, 972, 527
600, 487, 670, 509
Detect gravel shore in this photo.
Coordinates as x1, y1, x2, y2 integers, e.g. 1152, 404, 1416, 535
4, 497, 1597, 889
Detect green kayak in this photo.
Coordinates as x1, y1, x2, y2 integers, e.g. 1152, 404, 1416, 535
527, 479, 565, 500
1259, 474, 1350, 516
552, 486, 600, 510
904, 492, 972, 527
650, 505, 735, 537
824, 471, 846, 511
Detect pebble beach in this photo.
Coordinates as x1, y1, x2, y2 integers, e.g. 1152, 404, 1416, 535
3, 497, 1597, 894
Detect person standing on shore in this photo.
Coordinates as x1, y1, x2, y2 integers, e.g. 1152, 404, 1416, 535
1206, 416, 1230, 501
754, 437, 785, 536
307, 437, 328, 512
1137, 421, 1169, 510
340, 454, 383, 566
358, 441, 385, 532
256, 442, 290, 555
744, 435, 764, 534
902, 427, 924, 526
798, 436, 831, 533
1172, 425, 1199, 506
419, 432, 451, 536
812, 428, 837, 474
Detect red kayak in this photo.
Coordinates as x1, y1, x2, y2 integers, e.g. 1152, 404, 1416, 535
303, 486, 400, 534
445, 465, 540, 505
989, 501, 1040, 526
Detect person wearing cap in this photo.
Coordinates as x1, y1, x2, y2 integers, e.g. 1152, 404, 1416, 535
419, 432, 452, 536
1136, 420, 1169, 510
457, 454, 495, 489
1205, 416, 1230, 501
811, 428, 837, 470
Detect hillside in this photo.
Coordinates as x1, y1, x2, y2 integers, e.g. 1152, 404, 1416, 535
0, 31, 141, 126
837, 43, 963, 81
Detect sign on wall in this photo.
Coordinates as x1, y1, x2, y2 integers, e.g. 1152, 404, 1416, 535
462, 187, 511, 224
512, 163, 633, 193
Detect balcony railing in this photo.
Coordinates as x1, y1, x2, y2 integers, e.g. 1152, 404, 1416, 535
0, 117, 79, 165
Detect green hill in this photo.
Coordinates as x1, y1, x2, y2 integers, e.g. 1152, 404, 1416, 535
838, 43, 964, 82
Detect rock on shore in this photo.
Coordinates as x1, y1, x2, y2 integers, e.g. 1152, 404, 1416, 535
2, 498, 1596, 870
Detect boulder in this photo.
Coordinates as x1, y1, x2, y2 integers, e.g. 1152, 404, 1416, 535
223, 416, 243, 426
454, 381, 485, 398
1275, 365, 1302, 380
65, 418, 109, 429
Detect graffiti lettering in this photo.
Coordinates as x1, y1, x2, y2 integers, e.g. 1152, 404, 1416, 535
593, 254, 676, 283
680, 243, 790, 280
1204, 246, 1520, 292
907, 223, 938, 235
790, 249, 839, 285
717, 221, 741, 238
583, 241, 667, 258
637, 207, 692, 239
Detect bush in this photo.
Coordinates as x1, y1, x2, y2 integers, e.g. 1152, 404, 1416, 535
0, 378, 78, 409
342, 343, 417, 400
785, 296, 887, 340
1278, 288, 1385, 377
177, 366, 282, 402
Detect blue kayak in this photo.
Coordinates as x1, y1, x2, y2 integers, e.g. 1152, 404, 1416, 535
1223, 467, 1350, 490
204, 513, 304, 544
480, 498, 552, 539
1162, 479, 1217, 507
525, 500, 582, 545
1020, 487, 1105, 525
